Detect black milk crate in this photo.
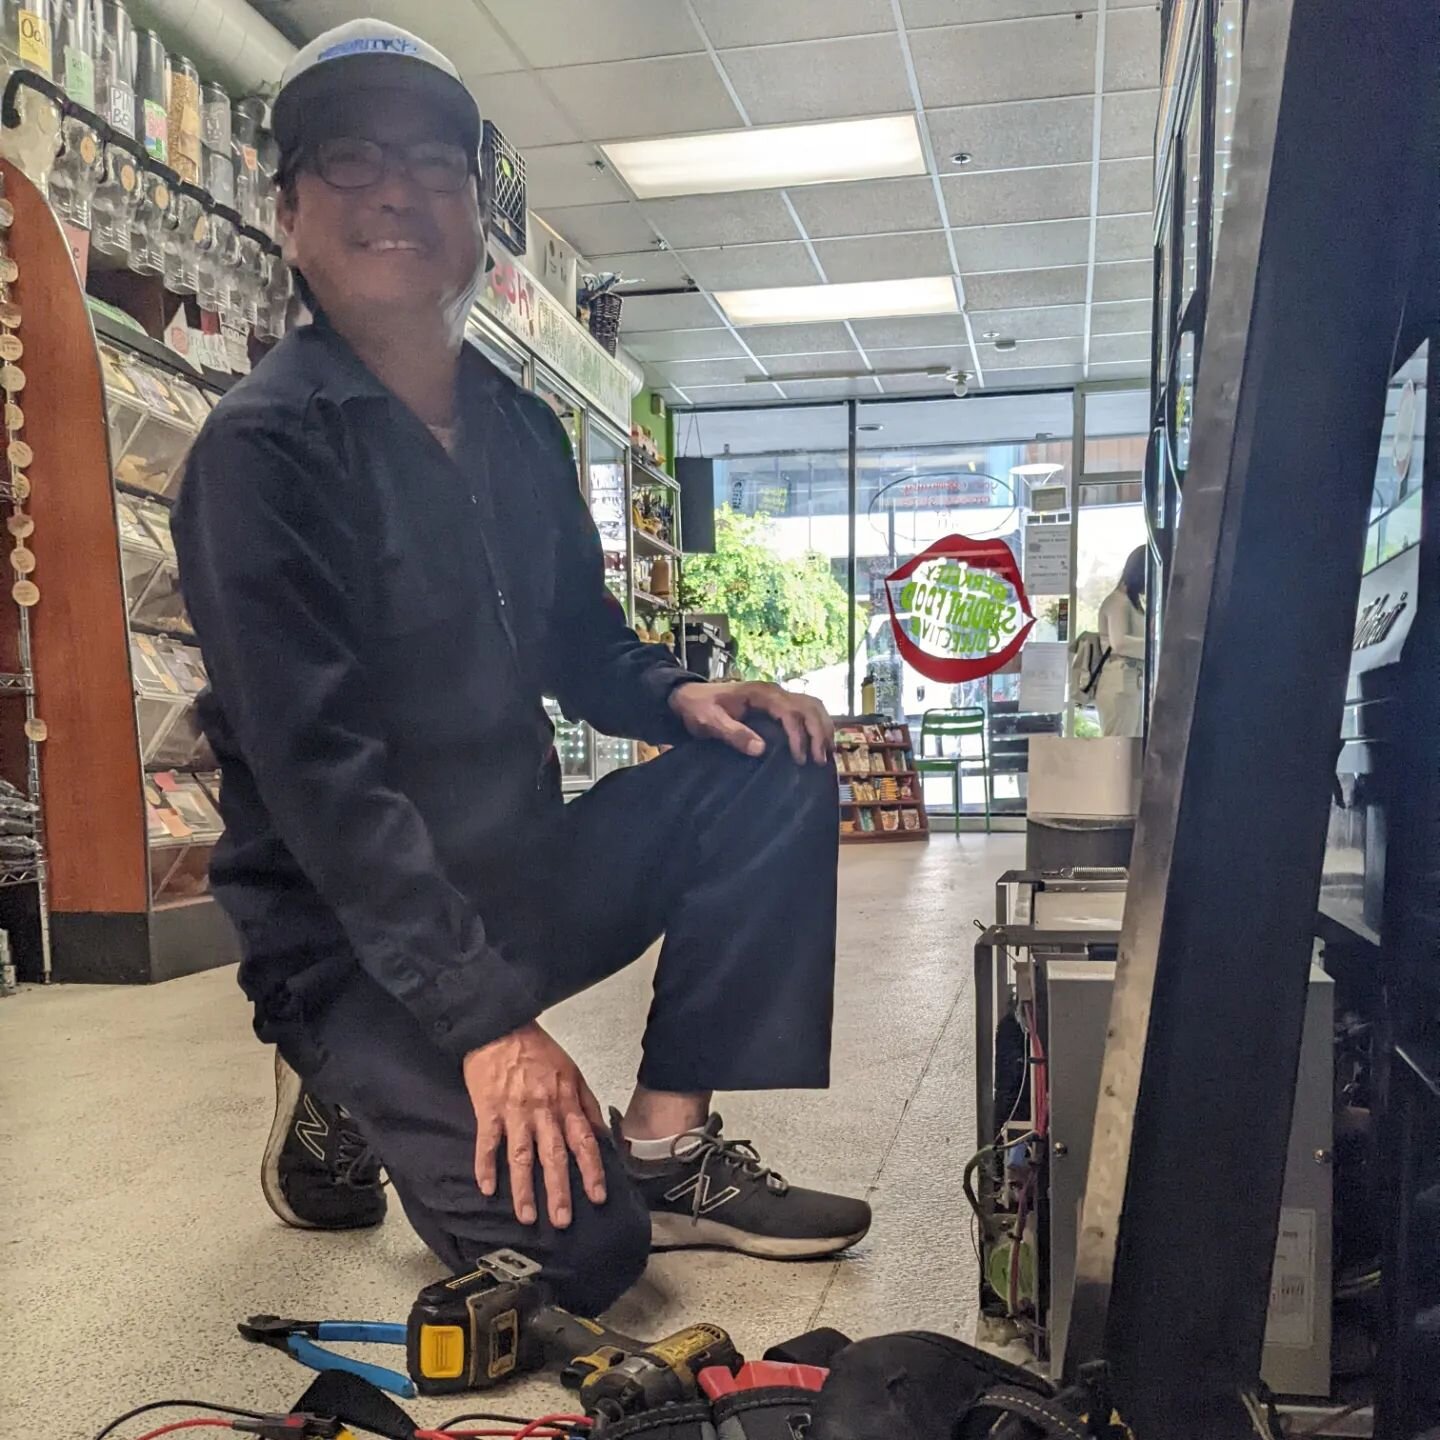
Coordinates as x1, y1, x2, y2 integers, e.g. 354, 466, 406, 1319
483, 120, 527, 257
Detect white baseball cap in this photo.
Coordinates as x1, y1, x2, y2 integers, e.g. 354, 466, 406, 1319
273, 19, 481, 163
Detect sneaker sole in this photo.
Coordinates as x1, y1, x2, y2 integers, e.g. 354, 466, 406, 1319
260, 1053, 321, 1230
650, 1211, 870, 1259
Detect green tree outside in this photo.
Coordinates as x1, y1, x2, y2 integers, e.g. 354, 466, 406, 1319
679, 506, 864, 683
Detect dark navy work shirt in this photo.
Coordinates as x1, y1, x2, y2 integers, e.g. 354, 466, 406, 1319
173, 317, 696, 1056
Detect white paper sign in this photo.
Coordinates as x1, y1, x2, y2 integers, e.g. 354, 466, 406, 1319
1266, 1207, 1316, 1348
1024, 522, 1072, 594
1018, 641, 1068, 713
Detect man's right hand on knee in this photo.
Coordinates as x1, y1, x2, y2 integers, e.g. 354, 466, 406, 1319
464, 1022, 608, 1229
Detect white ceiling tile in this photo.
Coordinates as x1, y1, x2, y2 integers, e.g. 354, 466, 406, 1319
696, 0, 893, 46
813, 231, 953, 284
952, 218, 1090, 272
538, 202, 657, 256
523, 144, 630, 207
787, 178, 942, 239
590, 249, 694, 286
941, 165, 1091, 225
626, 329, 745, 362
969, 304, 1086, 341
619, 292, 724, 331
982, 364, 1084, 387
851, 314, 972, 349
657, 358, 771, 386
1099, 157, 1154, 215
684, 383, 786, 405
541, 56, 742, 141
1093, 259, 1151, 301
1102, 89, 1159, 160
740, 323, 859, 356
678, 243, 819, 290
1089, 359, 1151, 379
982, 337, 1083, 368
1090, 298, 1151, 334
776, 377, 884, 398
1104, 5, 1162, 93
902, 0, 1101, 21
721, 35, 915, 124
962, 266, 1087, 309
642, 192, 800, 249
1095, 213, 1152, 262
911, 16, 1097, 107
1089, 332, 1151, 365
865, 344, 973, 372
481, 0, 701, 67
878, 373, 958, 394
927, 97, 1095, 172
474, 71, 579, 147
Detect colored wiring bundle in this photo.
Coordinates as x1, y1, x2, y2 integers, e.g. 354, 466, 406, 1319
93, 1402, 591, 1440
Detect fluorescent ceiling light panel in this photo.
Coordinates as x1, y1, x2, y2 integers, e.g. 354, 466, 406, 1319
601, 116, 925, 199
716, 276, 959, 328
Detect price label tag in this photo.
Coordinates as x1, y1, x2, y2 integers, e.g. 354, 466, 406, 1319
8, 439, 33, 468
23, 717, 46, 742
0, 366, 25, 394
18, 12, 52, 79
11, 578, 38, 607
10, 545, 35, 574
0, 336, 22, 363
7, 513, 33, 538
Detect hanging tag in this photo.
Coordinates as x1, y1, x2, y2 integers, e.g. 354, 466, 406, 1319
0, 199, 15, 229
7, 440, 32, 469
11, 579, 38, 606
0, 336, 23, 362
10, 475, 30, 501
7, 513, 33, 538
0, 257, 19, 285
0, 366, 25, 394
5, 403, 23, 432
0, 303, 20, 328
23, 717, 46, 742
10, 545, 34, 574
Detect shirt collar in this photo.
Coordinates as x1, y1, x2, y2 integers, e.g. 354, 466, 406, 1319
299, 307, 511, 412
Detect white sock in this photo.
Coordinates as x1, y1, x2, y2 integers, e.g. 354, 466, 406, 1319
623, 1128, 704, 1161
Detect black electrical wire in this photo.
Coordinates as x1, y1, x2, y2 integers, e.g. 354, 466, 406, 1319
92, 1399, 268, 1440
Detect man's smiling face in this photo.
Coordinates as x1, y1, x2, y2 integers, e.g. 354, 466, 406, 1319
278, 88, 483, 324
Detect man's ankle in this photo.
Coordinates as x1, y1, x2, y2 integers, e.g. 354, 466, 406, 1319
621, 1087, 711, 1142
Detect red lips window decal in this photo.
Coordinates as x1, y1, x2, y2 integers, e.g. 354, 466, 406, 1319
883, 534, 1035, 683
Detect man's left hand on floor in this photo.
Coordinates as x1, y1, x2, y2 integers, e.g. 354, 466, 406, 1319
669, 682, 834, 765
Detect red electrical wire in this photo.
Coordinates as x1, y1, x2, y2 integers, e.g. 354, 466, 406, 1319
131, 1422, 236, 1440
415, 1419, 589, 1440
515, 1417, 589, 1440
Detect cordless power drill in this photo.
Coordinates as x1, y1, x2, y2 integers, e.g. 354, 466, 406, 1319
406, 1248, 742, 1414
560, 1322, 741, 1420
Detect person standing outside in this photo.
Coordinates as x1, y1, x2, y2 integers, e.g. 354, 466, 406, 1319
1094, 545, 1148, 738
173, 21, 869, 1315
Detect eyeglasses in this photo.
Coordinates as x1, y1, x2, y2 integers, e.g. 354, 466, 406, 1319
308, 137, 474, 195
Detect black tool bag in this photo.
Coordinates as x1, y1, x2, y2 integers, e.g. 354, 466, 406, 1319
808, 1331, 1067, 1440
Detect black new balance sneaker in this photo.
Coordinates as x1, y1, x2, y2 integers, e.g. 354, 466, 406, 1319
261, 1054, 388, 1230
618, 1113, 872, 1259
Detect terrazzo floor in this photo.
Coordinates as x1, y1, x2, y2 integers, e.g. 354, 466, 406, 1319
1, 835, 1020, 1437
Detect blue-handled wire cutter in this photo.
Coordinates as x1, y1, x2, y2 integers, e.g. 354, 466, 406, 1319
239, 1315, 416, 1399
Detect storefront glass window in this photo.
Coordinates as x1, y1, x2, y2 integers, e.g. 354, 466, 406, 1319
1366, 342, 1428, 573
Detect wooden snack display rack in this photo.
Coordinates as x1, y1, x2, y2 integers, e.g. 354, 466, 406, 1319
2, 159, 240, 982
835, 720, 930, 843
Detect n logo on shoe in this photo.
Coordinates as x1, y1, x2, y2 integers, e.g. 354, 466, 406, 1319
663, 1173, 740, 1216
294, 1094, 330, 1162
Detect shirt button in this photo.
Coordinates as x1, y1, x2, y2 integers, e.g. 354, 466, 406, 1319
433, 1018, 452, 1037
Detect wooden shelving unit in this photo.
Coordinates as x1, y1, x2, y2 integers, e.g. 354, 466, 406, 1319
3, 160, 241, 983
835, 722, 930, 843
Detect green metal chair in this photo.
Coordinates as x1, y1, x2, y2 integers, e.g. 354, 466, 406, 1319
913, 707, 992, 835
